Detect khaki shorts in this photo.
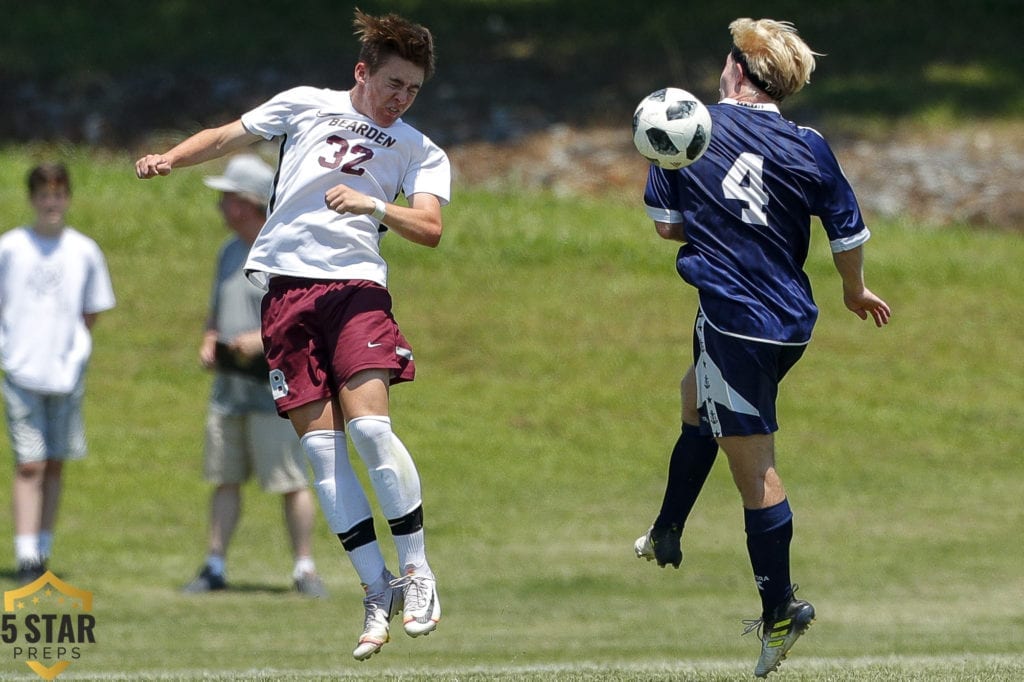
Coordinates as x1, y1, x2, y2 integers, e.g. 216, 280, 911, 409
204, 410, 309, 493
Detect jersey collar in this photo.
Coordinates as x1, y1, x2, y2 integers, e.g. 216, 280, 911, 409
719, 97, 780, 114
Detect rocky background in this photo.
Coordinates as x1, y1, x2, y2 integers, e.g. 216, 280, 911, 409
449, 122, 1024, 230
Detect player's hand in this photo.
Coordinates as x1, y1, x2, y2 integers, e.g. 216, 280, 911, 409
844, 288, 891, 327
199, 333, 217, 370
135, 154, 173, 179
324, 183, 375, 216
229, 331, 265, 359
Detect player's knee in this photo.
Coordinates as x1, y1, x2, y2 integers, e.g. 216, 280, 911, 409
346, 416, 392, 469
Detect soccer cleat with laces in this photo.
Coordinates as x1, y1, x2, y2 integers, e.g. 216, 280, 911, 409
352, 572, 403, 660
743, 588, 816, 677
633, 523, 683, 568
391, 567, 440, 637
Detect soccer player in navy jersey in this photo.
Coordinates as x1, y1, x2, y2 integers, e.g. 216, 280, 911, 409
633, 18, 890, 677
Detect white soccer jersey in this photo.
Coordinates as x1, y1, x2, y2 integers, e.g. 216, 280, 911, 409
0, 226, 116, 394
240, 86, 451, 287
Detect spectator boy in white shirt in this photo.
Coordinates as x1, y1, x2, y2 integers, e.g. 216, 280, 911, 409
0, 163, 116, 584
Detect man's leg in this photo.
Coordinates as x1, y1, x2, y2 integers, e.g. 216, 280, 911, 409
291, 398, 399, 658
38, 461, 62, 563
717, 432, 791, 610
718, 433, 813, 678
185, 411, 246, 592
13, 462, 45, 581
208, 484, 242, 567
636, 366, 719, 568
282, 487, 328, 597
341, 370, 440, 638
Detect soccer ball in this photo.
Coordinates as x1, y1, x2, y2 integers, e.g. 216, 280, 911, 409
632, 88, 712, 169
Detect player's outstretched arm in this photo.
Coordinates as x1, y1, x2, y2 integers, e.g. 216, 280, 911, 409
135, 120, 260, 179
832, 246, 891, 327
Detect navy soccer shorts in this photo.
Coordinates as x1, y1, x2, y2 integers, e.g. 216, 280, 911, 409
692, 309, 805, 438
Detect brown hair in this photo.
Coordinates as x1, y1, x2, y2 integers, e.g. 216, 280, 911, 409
729, 18, 820, 101
353, 8, 435, 80
27, 163, 71, 196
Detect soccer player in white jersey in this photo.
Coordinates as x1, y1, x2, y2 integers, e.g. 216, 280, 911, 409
632, 18, 890, 677
135, 10, 448, 660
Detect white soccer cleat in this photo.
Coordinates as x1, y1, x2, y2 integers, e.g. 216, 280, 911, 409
634, 528, 656, 561
352, 572, 403, 661
391, 566, 440, 637
633, 524, 683, 568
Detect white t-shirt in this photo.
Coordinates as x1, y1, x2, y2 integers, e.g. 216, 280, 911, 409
0, 226, 116, 394
240, 86, 451, 287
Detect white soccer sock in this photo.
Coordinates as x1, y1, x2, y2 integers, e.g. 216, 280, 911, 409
346, 416, 422, 520
300, 429, 386, 586
14, 534, 39, 565
393, 530, 430, 576
292, 556, 316, 579
300, 430, 373, 533
348, 543, 388, 588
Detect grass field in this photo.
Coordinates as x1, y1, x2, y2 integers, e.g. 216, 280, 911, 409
0, 147, 1021, 680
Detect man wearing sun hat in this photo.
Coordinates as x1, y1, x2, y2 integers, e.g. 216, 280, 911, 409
182, 154, 326, 598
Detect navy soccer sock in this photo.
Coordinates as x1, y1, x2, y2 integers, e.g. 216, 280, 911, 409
653, 423, 719, 530
744, 499, 795, 618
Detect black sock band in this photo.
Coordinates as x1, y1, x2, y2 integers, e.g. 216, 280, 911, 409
388, 505, 424, 536
337, 517, 376, 552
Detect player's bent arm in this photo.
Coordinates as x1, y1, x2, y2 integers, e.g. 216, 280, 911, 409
384, 192, 443, 247
831, 245, 868, 298
135, 120, 260, 179
325, 185, 443, 248
832, 246, 892, 327
655, 220, 687, 242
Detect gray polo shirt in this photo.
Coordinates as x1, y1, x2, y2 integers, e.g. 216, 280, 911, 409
208, 237, 276, 414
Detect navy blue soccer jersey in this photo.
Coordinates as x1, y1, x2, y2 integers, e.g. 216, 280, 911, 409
644, 99, 870, 344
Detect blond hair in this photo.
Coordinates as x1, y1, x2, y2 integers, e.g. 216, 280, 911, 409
729, 18, 820, 101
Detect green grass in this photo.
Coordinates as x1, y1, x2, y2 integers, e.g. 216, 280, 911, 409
0, 148, 1022, 680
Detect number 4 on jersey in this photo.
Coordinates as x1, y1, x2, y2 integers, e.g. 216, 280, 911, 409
722, 153, 768, 226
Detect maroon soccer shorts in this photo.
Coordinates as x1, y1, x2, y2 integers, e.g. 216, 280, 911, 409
261, 277, 416, 416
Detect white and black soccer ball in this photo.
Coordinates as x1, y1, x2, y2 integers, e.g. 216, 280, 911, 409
632, 88, 712, 170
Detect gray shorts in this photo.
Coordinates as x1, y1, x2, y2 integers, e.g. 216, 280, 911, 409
2, 375, 87, 464
204, 409, 309, 493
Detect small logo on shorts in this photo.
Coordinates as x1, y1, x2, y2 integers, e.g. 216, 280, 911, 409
268, 369, 289, 400
367, 342, 383, 348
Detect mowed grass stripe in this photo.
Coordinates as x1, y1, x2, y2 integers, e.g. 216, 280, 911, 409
40, 654, 1024, 681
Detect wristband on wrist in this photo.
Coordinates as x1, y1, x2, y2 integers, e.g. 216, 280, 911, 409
371, 197, 387, 221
